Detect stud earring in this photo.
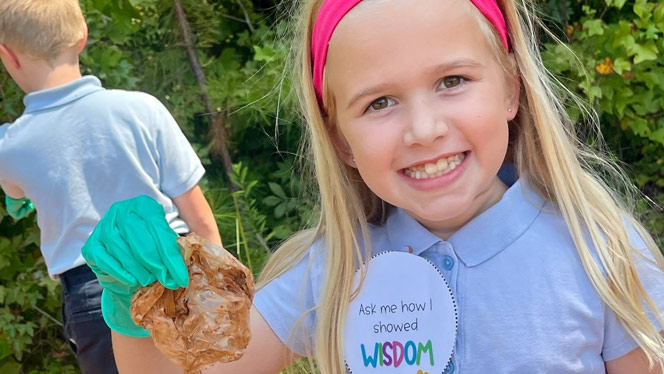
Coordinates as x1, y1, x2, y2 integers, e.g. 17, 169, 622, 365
352, 157, 356, 163
508, 108, 513, 112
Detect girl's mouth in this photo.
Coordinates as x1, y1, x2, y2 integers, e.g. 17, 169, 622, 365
403, 152, 467, 180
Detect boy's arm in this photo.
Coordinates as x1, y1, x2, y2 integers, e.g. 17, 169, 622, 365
112, 306, 297, 373
172, 185, 222, 247
1, 180, 34, 219
0, 179, 25, 199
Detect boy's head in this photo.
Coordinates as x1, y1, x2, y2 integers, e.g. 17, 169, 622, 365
0, 0, 86, 61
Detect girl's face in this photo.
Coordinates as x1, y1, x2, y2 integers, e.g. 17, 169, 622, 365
326, 0, 519, 237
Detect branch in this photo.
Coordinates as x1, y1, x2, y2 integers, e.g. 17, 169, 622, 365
33, 305, 63, 327
644, 111, 664, 120
219, 14, 247, 24
172, 0, 236, 189
235, 0, 255, 33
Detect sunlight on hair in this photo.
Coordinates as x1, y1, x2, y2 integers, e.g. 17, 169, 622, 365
0, 0, 86, 60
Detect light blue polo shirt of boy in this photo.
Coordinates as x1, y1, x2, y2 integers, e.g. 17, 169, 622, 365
0, 76, 204, 276
254, 173, 664, 373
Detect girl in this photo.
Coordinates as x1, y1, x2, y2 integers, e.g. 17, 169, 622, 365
82, 0, 664, 372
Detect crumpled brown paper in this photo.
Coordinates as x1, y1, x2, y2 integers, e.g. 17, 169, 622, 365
130, 233, 255, 374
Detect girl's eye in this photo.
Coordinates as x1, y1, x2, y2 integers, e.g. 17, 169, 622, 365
439, 76, 464, 89
367, 97, 395, 112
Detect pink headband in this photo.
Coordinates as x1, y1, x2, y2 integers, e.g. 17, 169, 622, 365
311, 0, 510, 107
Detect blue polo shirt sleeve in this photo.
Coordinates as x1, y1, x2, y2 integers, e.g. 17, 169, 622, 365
602, 226, 664, 361
147, 95, 205, 198
253, 239, 325, 357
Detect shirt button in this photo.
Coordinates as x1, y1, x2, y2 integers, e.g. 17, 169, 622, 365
443, 255, 455, 270
444, 361, 455, 374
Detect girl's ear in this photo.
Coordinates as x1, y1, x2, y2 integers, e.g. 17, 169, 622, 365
329, 124, 356, 167
505, 54, 521, 121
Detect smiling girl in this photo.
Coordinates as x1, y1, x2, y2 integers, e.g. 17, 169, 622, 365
82, 0, 664, 373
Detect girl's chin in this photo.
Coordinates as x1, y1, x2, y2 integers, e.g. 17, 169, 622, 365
405, 205, 471, 228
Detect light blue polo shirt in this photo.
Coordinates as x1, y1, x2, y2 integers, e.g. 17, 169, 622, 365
254, 174, 664, 373
0, 76, 204, 276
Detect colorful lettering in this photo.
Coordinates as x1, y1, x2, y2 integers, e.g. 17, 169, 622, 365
382, 342, 393, 366
404, 341, 417, 365
360, 340, 434, 368
417, 340, 434, 366
361, 343, 379, 368
393, 341, 404, 368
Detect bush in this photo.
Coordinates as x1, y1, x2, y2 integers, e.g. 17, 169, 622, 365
542, 0, 664, 244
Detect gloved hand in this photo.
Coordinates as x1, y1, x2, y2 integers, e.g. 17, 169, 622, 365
5, 195, 35, 219
81, 195, 189, 337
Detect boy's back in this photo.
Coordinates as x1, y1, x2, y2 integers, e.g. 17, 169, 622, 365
0, 76, 203, 276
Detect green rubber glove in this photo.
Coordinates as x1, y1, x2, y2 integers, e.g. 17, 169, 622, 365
81, 195, 189, 337
5, 195, 35, 219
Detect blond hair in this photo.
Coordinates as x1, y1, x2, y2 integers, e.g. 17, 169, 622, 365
258, 0, 664, 372
0, 0, 86, 60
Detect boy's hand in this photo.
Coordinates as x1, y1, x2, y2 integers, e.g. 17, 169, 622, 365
82, 195, 189, 337
5, 195, 35, 219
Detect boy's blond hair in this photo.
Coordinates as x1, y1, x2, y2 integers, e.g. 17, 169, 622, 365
0, 0, 86, 60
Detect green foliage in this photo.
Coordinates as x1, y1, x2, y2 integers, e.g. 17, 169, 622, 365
0, 192, 78, 372
542, 0, 664, 240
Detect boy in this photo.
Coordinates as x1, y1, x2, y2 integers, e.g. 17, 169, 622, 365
0, 1, 222, 373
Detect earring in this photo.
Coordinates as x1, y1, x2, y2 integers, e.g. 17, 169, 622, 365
352, 157, 356, 163
508, 108, 513, 112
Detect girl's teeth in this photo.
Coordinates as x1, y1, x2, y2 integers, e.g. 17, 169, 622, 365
405, 153, 465, 179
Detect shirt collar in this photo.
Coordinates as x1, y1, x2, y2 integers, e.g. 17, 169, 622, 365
23, 76, 104, 114
385, 206, 442, 256
385, 170, 547, 267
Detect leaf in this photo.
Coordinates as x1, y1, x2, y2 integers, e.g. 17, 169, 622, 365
630, 117, 651, 137
271, 225, 292, 240
582, 5, 597, 16
0, 338, 10, 360
0, 360, 21, 374
268, 182, 287, 199
253, 45, 277, 63
612, 57, 631, 74
628, 41, 659, 64
608, 0, 628, 9
649, 127, 664, 146
633, 0, 654, 20
262, 196, 282, 207
655, 5, 664, 31
583, 19, 605, 36
274, 202, 287, 218
0, 237, 10, 252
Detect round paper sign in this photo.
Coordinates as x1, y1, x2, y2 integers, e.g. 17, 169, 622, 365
344, 251, 457, 374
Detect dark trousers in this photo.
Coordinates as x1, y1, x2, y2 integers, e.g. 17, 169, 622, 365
60, 265, 118, 374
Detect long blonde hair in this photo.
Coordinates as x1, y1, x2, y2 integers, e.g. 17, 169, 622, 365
258, 0, 664, 372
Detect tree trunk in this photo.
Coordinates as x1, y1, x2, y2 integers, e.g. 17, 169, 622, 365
173, 0, 235, 189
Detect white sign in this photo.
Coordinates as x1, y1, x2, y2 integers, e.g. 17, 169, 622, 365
344, 251, 457, 373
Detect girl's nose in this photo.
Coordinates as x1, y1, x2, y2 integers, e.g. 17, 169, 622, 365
403, 99, 449, 146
